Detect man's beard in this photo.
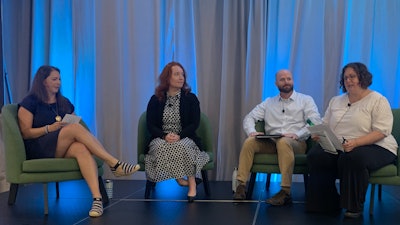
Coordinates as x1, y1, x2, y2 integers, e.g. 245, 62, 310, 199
278, 85, 293, 93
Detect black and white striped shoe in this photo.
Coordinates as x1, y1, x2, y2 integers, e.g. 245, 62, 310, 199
111, 161, 140, 177
89, 198, 103, 217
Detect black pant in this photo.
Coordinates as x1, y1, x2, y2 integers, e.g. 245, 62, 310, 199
306, 144, 396, 213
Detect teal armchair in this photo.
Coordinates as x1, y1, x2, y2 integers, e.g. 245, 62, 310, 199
368, 109, 400, 215
137, 111, 214, 198
2, 104, 109, 215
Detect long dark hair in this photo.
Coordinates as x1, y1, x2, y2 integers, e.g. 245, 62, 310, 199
155, 61, 191, 101
29, 65, 69, 110
339, 62, 372, 93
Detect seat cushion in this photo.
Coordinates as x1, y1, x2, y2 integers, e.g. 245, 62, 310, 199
370, 164, 397, 177
252, 153, 307, 165
250, 154, 308, 174
23, 157, 103, 172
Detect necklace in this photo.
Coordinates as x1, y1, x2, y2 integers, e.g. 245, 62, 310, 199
49, 102, 62, 122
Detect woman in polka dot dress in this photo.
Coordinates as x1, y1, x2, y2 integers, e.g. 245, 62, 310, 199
145, 62, 210, 202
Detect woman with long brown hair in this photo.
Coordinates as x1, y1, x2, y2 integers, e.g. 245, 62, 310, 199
18, 65, 140, 217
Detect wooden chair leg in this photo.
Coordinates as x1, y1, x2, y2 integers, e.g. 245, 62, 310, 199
369, 183, 376, 215
8, 183, 18, 205
145, 180, 155, 199
98, 177, 109, 204
246, 172, 257, 199
266, 173, 272, 191
43, 183, 49, 215
201, 170, 211, 196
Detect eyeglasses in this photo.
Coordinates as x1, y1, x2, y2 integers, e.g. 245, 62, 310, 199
343, 74, 357, 81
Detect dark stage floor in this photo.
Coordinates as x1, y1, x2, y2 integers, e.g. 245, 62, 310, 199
1, 178, 400, 225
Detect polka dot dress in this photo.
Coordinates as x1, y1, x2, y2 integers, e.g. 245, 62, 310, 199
145, 91, 210, 182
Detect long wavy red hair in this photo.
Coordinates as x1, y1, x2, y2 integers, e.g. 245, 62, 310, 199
155, 61, 191, 101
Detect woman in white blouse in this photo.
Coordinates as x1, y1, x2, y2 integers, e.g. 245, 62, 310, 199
306, 62, 398, 218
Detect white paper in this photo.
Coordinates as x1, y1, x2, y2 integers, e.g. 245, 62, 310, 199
307, 124, 343, 154
62, 114, 81, 124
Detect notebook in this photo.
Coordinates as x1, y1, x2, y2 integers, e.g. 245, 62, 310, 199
255, 134, 282, 139
62, 114, 82, 124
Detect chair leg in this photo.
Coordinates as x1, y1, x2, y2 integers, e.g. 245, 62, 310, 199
145, 180, 155, 199
8, 183, 18, 205
378, 184, 382, 200
201, 170, 211, 196
98, 177, 109, 205
246, 172, 257, 199
56, 182, 60, 199
43, 183, 49, 215
303, 173, 309, 194
369, 184, 376, 215
266, 173, 271, 191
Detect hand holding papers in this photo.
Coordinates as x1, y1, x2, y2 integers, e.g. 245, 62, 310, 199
307, 124, 343, 154
62, 114, 81, 124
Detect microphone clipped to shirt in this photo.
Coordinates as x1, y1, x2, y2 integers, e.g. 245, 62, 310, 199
347, 103, 351, 107
168, 103, 173, 107
282, 109, 285, 113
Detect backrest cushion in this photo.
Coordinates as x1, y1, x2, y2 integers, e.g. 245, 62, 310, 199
195, 113, 213, 153
392, 109, 400, 148
255, 120, 265, 133
1, 104, 26, 180
137, 112, 151, 157
391, 109, 400, 172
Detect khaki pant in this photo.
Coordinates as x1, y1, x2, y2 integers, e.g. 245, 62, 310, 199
237, 136, 306, 188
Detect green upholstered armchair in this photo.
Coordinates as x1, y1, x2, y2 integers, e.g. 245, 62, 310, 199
137, 111, 214, 198
246, 120, 314, 199
368, 108, 400, 215
1, 104, 109, 215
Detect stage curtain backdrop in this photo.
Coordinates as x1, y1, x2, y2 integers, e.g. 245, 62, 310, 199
2, 0, 399, 180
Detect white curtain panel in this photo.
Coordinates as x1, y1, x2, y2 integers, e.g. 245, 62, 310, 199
2, 0, 399, 180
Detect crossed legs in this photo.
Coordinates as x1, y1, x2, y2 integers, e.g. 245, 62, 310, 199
54, 123, 139, 217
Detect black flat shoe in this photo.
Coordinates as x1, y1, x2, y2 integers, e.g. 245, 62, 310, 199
187, 195, 196, 203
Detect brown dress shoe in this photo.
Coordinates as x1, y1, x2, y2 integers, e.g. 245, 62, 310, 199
266, 189, 292, 206
233, 185, 246, 200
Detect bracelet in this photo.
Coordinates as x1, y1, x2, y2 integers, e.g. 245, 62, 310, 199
45, 125, 49, 134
